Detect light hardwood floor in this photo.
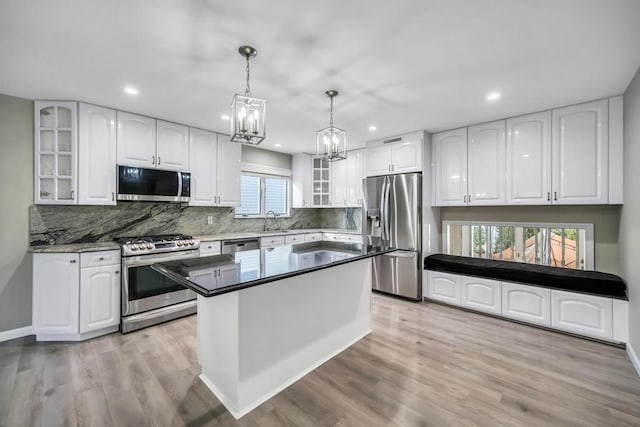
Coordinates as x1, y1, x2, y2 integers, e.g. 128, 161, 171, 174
1, 294, 639, 426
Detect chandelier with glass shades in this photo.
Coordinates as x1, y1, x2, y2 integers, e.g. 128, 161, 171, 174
230, 45, 266, 145
316, 90, 346, 161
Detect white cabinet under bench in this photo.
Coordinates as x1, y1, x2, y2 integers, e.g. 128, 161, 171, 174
424, 255, 628, 344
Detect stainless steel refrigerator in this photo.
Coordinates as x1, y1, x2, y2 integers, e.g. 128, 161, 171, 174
363, 172, 421, 300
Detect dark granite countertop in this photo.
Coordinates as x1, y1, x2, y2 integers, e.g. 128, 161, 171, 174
152, 242, 394, 297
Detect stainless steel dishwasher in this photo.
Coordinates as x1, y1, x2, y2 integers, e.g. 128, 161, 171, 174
221, 238, 260, 254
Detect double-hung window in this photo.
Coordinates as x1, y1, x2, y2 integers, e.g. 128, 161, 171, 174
235, 173, 290, 217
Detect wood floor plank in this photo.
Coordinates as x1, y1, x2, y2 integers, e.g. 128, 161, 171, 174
1, 293, 639, 426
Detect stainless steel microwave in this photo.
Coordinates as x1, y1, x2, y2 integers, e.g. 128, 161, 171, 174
117, 165, 190, 202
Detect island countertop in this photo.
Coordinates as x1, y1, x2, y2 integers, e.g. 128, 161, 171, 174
151, 241, 394, 297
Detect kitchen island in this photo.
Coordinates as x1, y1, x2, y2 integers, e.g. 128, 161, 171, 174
152, 241, 393, 419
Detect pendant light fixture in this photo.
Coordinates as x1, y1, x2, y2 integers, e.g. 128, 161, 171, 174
230, 45, 266, 145
316, 90, 346, 161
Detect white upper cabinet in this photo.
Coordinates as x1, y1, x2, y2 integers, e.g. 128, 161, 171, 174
330, 157, 348, 207
432, 97, 620, 207
433, 128, 467, 206
391, 132, 423, 174
216, 134, 241, 206
78, 103, 117, 205
156, 120, 190, 171
506, 111, 552, 204
365, 140, 392, 176
34, 101, 78, 204
365, 132, 423, 176
346, 149, 365, 206
467, 120, 506, 205
116, 111, 156, 167
292, 153, 312, 208
552, 99, 609, 204
188, 130, 240, 207
189, 128, 217, 206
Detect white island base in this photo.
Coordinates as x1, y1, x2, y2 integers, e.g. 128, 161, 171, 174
196, 259, 373, 419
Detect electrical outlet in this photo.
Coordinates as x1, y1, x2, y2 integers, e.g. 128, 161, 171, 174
207, 216, 213, 225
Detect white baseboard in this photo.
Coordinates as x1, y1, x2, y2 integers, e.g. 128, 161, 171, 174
627, 342, 640, 378
0, 325, 34, 343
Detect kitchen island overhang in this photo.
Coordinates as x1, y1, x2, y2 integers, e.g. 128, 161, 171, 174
152, 242, 394, 419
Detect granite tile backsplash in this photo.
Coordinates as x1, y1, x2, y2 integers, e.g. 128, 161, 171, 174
29, 203, 361, 246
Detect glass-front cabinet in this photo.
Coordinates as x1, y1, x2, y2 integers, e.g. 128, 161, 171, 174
35, 101, 78, 204
312, 157, 331, 206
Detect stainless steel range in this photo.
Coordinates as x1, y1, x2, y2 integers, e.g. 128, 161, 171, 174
116, 234, 200, 333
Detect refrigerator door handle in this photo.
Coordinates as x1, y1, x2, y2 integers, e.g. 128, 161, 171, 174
383, 176, 391, 245
379, 177, 388, 243
383, 251, 417, 259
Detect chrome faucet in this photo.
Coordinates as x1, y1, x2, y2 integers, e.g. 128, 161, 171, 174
264, 210, 278, 232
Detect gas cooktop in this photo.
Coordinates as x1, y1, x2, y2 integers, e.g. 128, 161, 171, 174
115, 234, 199, 256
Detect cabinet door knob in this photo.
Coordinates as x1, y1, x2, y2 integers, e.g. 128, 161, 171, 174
152, 155, 156, 165
554, 191, 557, 201
112, 192, 115, 201
70, 259, 77, 264
71, 190, 75, 200
115, 271, 119, 275
158, 157, 161, 165
547, 192, 550, 202
99, 257, 104, 261
463, 195, 467, 203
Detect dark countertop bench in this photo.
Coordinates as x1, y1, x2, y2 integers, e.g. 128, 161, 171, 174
424, 254, 627, 300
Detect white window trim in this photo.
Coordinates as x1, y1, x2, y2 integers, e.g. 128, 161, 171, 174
235, 169, 292, 219
442, 220, 594, 270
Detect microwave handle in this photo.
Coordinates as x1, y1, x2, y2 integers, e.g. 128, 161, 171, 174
177, 171, 182, 197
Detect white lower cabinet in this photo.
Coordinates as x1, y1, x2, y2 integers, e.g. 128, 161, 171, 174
304, 233, 322, 243
551, 290, 612, 340
33, 250, 121, 341
33, 253, 80, 336
80, 264, 120, 334
199, 240, 222, 256
426, 271, 461, 305
460, 277, 501, 315
426, 270, 627, 343
501, 282, 551, 326
285, 234, 305, 245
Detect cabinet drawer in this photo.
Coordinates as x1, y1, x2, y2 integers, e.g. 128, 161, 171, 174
551, 290, 613, 340
261, 236, 285, 248
460, 277, 501, 315
199, 241, 221, 256
426, 271, 461, 305
80, 250, 120, 268
323, 233, 362, 243
285, 234, 305, 245
304, 233, 323, 243
501, 282, 551, 326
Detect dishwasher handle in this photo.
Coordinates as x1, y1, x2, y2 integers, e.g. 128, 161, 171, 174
222, 238, 260, 254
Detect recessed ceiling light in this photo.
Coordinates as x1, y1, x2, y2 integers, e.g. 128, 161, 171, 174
368, 125, 377, 131
124, 86, 139, 96
221, 114, 231, 121
487, 92, 501, 101
274, 143, 281, 147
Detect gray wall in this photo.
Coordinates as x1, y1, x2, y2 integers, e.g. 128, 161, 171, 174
0, 94, 33, 332
241, 145, 292, 170
620, 66, 640, 357
440, 205, 621, 274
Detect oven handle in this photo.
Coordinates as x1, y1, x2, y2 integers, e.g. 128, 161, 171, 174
123, 249, 200, 267
177, 171, 183, 198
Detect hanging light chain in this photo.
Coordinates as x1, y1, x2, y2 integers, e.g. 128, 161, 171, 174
329, 95, 334, 127
244, 54, 252, 97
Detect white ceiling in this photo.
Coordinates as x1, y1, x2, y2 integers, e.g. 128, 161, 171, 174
1, 0, 639, 154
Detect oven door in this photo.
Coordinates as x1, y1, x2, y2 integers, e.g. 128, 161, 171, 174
122, 249, 199, 317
